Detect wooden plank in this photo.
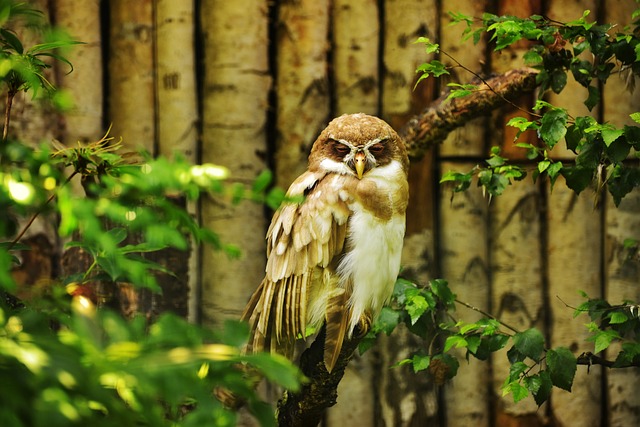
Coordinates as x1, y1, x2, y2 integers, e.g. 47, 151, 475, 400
109, 0, 155, 154
439, 0, 489, 158
546, 0, 598, 160
490, 180, 545, 424
332, 0, 380, 116
546, 179, 603, 426
604, 191, 640, 427
199, 0, 270, 329
55, 0, 104, 142
440, 161, 491, 427
274, 0, 330, 187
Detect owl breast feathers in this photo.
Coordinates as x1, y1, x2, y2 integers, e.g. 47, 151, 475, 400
242, 113, 409, 372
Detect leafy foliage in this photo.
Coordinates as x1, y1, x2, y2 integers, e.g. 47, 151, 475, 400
390, 5, 640, 408
0, 2, 299, 425
415, 8, 640, 205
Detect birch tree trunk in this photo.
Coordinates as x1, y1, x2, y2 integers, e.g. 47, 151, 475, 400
54, 0, 104, 143
440, 165, 491, 427
325, 2, 381, 423
155, 0, 197, 163
604, 192, 640, 427
547, 181, 603, 427
108, 0, 155, 154
544, 2, 603, 425
439, 0, 488, 159
274, 0, 330, 188
490, 181, 546, 426
602, 4, 640, 426
332, 0, 379, 116
199, 0, 270, 328
378, 1, 440, 425
438, 2, 491, 425
155, 0, 199, 321
545, 0, 599, 159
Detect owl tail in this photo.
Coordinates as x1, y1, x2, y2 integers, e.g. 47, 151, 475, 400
323, 288, 349, 373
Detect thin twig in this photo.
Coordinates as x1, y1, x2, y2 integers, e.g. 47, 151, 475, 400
454, 298, 520, 334
440, 49, 542, 119
8, 171, 78, 251
2, 90, 15, 143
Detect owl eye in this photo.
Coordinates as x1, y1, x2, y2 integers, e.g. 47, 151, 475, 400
331, 141, 350, 156
369, 143, 385, 154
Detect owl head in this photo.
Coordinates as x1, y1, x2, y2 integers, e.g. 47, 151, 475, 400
308, 113, 409, 179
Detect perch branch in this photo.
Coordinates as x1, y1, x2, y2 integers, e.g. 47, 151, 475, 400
276, 326, 363, 427
400, 67, 540, 160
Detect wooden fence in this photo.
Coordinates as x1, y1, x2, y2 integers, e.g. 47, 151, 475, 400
10, 0, 640, 426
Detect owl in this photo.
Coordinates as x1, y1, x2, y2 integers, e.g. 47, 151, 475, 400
242, 113, 409, 372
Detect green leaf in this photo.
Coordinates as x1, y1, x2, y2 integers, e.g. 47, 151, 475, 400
533, 370, 553, 406
373, 307, 401, 335
592, 329, 621, 353
630, 112, 640, 124
444, 335, 468, 352
608, 311, 628, 325
537, 160, 550, 173
252, 169, 272, 193
513, 328, 545, 361
539, 108, 568, 148
412, 354, 431, 373
601, 128, 624, 147
510, 381, 529, 403
243, 353, 301, 391
430, 279, 455, 307
584, 85, 600, 111
546, 347, 577, 392
405, 294, 429, 325
561, 166, 592, 194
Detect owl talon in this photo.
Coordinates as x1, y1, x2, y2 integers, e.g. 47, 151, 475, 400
354, 313, 372, 338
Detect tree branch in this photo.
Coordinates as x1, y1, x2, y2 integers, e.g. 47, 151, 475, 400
276, 326, 363, 427
577, 352, 640, 369
400, 67, 540, 160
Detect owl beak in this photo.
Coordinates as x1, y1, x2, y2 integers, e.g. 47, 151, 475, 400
354, 152, 366, 179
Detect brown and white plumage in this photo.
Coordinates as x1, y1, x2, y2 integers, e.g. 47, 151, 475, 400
242, 113, 409, 372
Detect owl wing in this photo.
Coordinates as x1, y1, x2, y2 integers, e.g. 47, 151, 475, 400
241, 170, 352, 361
